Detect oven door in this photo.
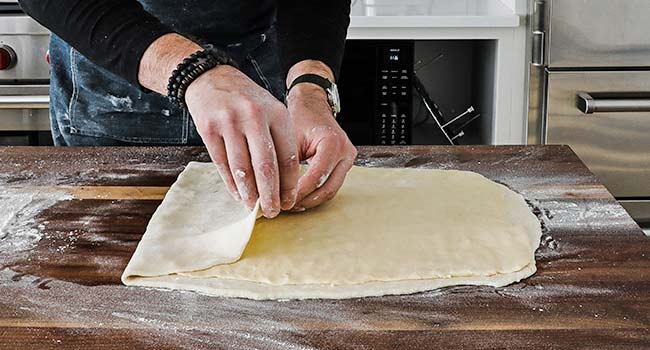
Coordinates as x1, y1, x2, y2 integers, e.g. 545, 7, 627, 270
0, 84, 50, 131
545, 71, 650, 223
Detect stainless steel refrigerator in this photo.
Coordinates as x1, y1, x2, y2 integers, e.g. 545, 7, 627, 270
527, 0, 650, 225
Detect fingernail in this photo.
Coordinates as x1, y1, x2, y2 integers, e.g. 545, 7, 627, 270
281, 198, 294, 210
291, 206, 306, 212
281, 190, 297, 209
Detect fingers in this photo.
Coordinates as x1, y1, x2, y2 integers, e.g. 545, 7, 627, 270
199, 102, 292, 217
295, 139, 340, 205
186, 67, 298, 215
223, 131, 258, 210
203, 136, 240, 201
246, 126, 281, 219
294, 158, 354, 210
269, 110, 300, 211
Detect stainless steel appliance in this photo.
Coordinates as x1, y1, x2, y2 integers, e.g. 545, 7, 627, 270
0, 1, 52, 145
528, 0, 650, 224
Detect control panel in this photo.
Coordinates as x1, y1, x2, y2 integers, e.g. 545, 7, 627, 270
376, 43, 414, 145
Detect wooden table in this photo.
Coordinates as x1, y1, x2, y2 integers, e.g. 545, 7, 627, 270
1, 145, 648, 349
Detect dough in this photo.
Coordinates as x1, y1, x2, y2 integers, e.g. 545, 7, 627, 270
122, 162, 542, 300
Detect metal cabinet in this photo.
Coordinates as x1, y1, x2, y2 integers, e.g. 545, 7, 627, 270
544, 0, 650, 68
528, 0, 650, 223
546, 71, 650, 200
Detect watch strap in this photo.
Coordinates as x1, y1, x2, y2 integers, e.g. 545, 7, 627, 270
287, 73, 333, 92
286, 73, 339, 117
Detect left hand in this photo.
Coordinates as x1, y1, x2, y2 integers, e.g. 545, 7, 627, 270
286, 83, 358, 211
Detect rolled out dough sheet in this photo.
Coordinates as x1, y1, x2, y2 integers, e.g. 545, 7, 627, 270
122, 162, 542, 300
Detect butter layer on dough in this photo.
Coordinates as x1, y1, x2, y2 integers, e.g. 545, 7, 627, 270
122, 162, 542, 300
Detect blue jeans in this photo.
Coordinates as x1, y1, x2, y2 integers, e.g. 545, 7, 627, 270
48, 25, 285, 146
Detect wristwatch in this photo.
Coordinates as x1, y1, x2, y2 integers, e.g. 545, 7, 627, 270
286, 73, 341, 118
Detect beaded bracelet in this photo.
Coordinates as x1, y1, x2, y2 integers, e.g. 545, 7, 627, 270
166, 45, 237, 109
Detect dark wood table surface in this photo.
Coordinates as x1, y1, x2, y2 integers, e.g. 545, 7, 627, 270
0, 145, 648, 349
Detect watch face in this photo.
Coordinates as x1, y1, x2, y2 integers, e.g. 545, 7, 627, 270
327, 83, 341, 116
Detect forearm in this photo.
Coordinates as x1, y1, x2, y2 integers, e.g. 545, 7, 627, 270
19, 0, 173, 86
138, 34, 203, 95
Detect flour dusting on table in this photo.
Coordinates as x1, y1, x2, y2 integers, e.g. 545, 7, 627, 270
0, 188, 71, 253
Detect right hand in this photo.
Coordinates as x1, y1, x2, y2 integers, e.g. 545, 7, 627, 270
185, 65, 300, 218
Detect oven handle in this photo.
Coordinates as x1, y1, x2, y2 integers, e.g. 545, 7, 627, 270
577, 91, 650, 114
0, 95, 50, 109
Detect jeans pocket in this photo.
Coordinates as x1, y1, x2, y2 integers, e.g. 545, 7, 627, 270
67, 49, 189, 144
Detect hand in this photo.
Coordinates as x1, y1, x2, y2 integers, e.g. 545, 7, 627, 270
185, 65, 300, 218
287, 84, 358, 211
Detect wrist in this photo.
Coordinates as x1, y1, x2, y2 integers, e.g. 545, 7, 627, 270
286, 83, 331, 116
185, 65, 237, 106
286, 82, 327, 103
286, 71, 340, 119
166, 46, 238, 109
286, 60, 335, 89
286, 86, 334, 125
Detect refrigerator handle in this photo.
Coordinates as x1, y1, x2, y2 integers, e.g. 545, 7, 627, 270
577, 92, 650, 114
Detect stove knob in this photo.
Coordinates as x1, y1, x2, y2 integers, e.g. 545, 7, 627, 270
0, 45, 17, 70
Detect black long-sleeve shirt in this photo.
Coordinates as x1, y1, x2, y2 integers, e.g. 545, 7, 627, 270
18, 0, 350, 86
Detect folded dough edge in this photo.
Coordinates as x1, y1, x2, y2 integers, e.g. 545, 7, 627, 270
121, 162, 260, 283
